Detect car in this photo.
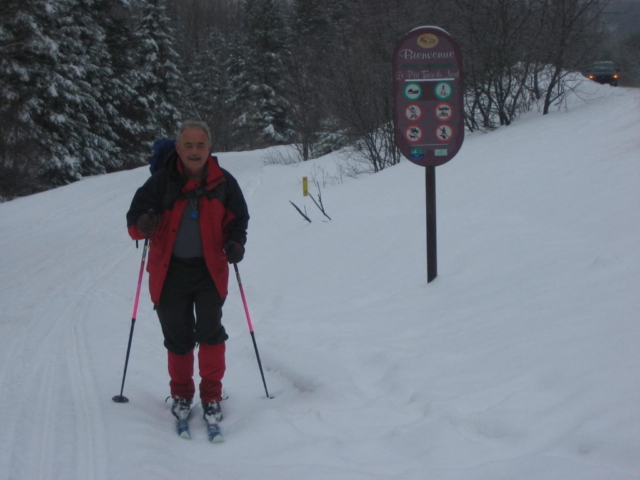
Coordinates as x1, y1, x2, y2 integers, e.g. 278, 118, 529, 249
586, 61, 621, 86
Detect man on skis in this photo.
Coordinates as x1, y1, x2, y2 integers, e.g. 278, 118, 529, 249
126, 120, 249, 440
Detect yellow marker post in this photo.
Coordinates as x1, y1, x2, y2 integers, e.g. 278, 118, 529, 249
302, 177, 309, 197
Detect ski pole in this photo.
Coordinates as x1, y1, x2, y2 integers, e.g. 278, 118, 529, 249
233, 263, 273, 399
113, 237, 150, 403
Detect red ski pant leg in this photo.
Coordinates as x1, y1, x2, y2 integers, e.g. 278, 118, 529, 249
168, 349, 195, 400
198, 343, 226, 403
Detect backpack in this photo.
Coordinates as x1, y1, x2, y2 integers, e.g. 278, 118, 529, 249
148, 138, 176, 174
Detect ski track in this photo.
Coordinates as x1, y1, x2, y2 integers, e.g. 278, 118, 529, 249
0, 179, 136, 480
1, 254, 117, 480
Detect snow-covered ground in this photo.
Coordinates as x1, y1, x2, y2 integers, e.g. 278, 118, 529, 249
0, 79, 638, 480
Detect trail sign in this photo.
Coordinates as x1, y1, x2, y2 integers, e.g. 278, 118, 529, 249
393, 26, 464, 167
393, 26, 464, 283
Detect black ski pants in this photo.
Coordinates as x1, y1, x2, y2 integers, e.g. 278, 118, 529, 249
156, 256, 228, 355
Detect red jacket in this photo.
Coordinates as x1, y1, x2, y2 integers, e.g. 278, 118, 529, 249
127, 156, 249, 304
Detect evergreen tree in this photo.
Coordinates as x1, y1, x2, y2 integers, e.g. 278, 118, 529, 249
225, 39, 252, 148
181, 28, 233, 152
130, 0, 183, 144
55, 0, 119, 177
292, 0, 332, 39
234, 0, 293, 147
0, 0, 129, 198
0, 0, 84, 195
94, 0, 149, 170
287, 0, 351, 160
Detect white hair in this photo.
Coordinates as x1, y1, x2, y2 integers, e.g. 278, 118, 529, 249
176, 120, 211, 144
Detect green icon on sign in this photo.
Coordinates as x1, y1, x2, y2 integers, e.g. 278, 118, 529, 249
410, 148, 424, 161
404, 83, 423, 100
434, 82, 453, 100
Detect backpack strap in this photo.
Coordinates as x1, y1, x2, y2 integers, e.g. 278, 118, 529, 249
178, 176, 228, 204
158, 157, 228, 211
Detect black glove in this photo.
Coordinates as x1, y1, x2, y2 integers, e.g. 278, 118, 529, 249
224, 241, 244, 264
137, 212, 158, 236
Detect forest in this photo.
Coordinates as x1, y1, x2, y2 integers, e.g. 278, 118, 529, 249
1, 0, 638, 199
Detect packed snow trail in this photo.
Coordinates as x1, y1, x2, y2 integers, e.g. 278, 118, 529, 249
0, 171, 136, 480
0, 80, 639, 480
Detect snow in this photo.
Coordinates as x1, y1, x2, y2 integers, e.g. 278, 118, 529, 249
0, 79, 639, 480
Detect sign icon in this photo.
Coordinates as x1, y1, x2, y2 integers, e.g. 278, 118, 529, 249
436, 124, 453, 142
435, 102, 453, 121
417, 34, 439, 49
434, 82, 453, 100
410, 148, 425, 161
404, 83, 423, 100
405, 104, 423, 121
406, 125, 423, 142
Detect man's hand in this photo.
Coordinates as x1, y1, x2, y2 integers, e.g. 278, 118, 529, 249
137, 211, 158, 236
224, 241, 244, 264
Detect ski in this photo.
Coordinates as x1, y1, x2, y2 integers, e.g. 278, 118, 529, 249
167, 397, 225, 442
176, 418, 191, 439
206, 421, 224, 443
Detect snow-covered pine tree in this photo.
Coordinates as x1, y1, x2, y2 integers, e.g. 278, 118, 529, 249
287, 0, 358, 160
93, 0, 149, 171
225, 39, 252, 148
181, 28, 233, 152
287, 0, 349, 160
1, 0, 47, 197
0, 0, 84, 194
233, 0, 293, 148
292, 0, 333, 39
54, 0, 119, 177
130, 0, 183, 145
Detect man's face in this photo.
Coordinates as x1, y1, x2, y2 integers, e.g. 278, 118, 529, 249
175, 128, 210, 178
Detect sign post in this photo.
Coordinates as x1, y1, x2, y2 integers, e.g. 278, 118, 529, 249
393, 26, 464, 283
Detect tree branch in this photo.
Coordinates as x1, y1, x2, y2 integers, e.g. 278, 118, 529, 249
289, 201, 312, 223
